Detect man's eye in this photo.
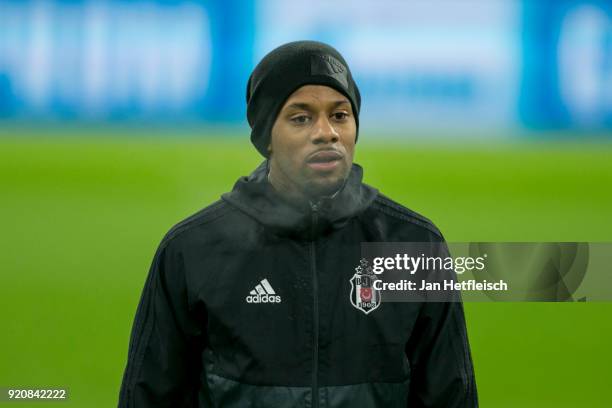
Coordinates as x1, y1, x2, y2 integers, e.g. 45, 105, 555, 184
332, 112, 349, 121
291, 115, 310, 124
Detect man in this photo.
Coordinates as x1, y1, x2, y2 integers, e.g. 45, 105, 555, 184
118, 40, 477, 407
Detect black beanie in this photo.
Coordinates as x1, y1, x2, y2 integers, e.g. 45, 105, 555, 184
246, 40, 361, 157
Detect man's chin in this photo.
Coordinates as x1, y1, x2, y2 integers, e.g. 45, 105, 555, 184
298, 161, 352, 199
304, 176, 347, 199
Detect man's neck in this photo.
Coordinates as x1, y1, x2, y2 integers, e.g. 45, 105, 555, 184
267, 167, 345, 212
267, 168, 312, 210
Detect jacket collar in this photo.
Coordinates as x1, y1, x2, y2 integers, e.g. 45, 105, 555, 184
222, 160, 378, 237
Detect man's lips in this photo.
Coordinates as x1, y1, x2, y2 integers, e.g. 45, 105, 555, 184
306, 150, 343, 170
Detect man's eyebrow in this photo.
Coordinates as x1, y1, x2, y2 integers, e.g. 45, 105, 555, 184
286, 102, 311, 111
285, 100, 350, 111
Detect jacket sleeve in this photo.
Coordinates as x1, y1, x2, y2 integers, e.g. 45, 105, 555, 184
118, 237, 205, 407
405, 241, 478, 407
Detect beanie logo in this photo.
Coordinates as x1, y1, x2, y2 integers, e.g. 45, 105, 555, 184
310, 54, 349, 88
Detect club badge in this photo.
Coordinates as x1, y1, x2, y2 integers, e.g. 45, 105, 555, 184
349, 258, 381, 314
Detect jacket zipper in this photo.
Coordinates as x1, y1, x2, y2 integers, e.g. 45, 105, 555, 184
310, 202, 319, 408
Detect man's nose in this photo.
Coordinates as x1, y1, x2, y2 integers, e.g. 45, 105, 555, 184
311, 115, 339, 144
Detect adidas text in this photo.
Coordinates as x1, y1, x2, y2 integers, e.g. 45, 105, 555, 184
245, 294, 282, 303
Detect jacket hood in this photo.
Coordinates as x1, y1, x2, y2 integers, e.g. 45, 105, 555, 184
221, 160, 378, 236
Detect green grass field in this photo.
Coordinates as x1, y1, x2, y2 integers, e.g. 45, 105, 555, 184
1, 129, 611, 407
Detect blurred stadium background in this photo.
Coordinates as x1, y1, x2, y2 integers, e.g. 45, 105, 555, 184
1, 0, 611, 406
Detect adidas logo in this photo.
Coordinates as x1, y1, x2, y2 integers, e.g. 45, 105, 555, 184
245, 278, 282, 304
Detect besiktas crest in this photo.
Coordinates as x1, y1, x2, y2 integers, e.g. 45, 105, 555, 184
349, 258, 381, 314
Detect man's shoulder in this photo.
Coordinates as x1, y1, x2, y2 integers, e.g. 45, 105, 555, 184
368, 192, 444, 240
159, 199, 237, 247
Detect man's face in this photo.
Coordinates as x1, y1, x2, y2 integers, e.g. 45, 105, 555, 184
268, 84, 356, 199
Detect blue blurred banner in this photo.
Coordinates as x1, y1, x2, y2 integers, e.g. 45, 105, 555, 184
521, 0, 612, 131
0, 0, 254, 122
0, 0, 610, 132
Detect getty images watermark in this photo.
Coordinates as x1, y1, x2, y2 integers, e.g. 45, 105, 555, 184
368, 252, 508, 292
355, 242, 612, 306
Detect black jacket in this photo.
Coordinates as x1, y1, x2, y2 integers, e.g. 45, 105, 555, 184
118, 161, 477, 407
